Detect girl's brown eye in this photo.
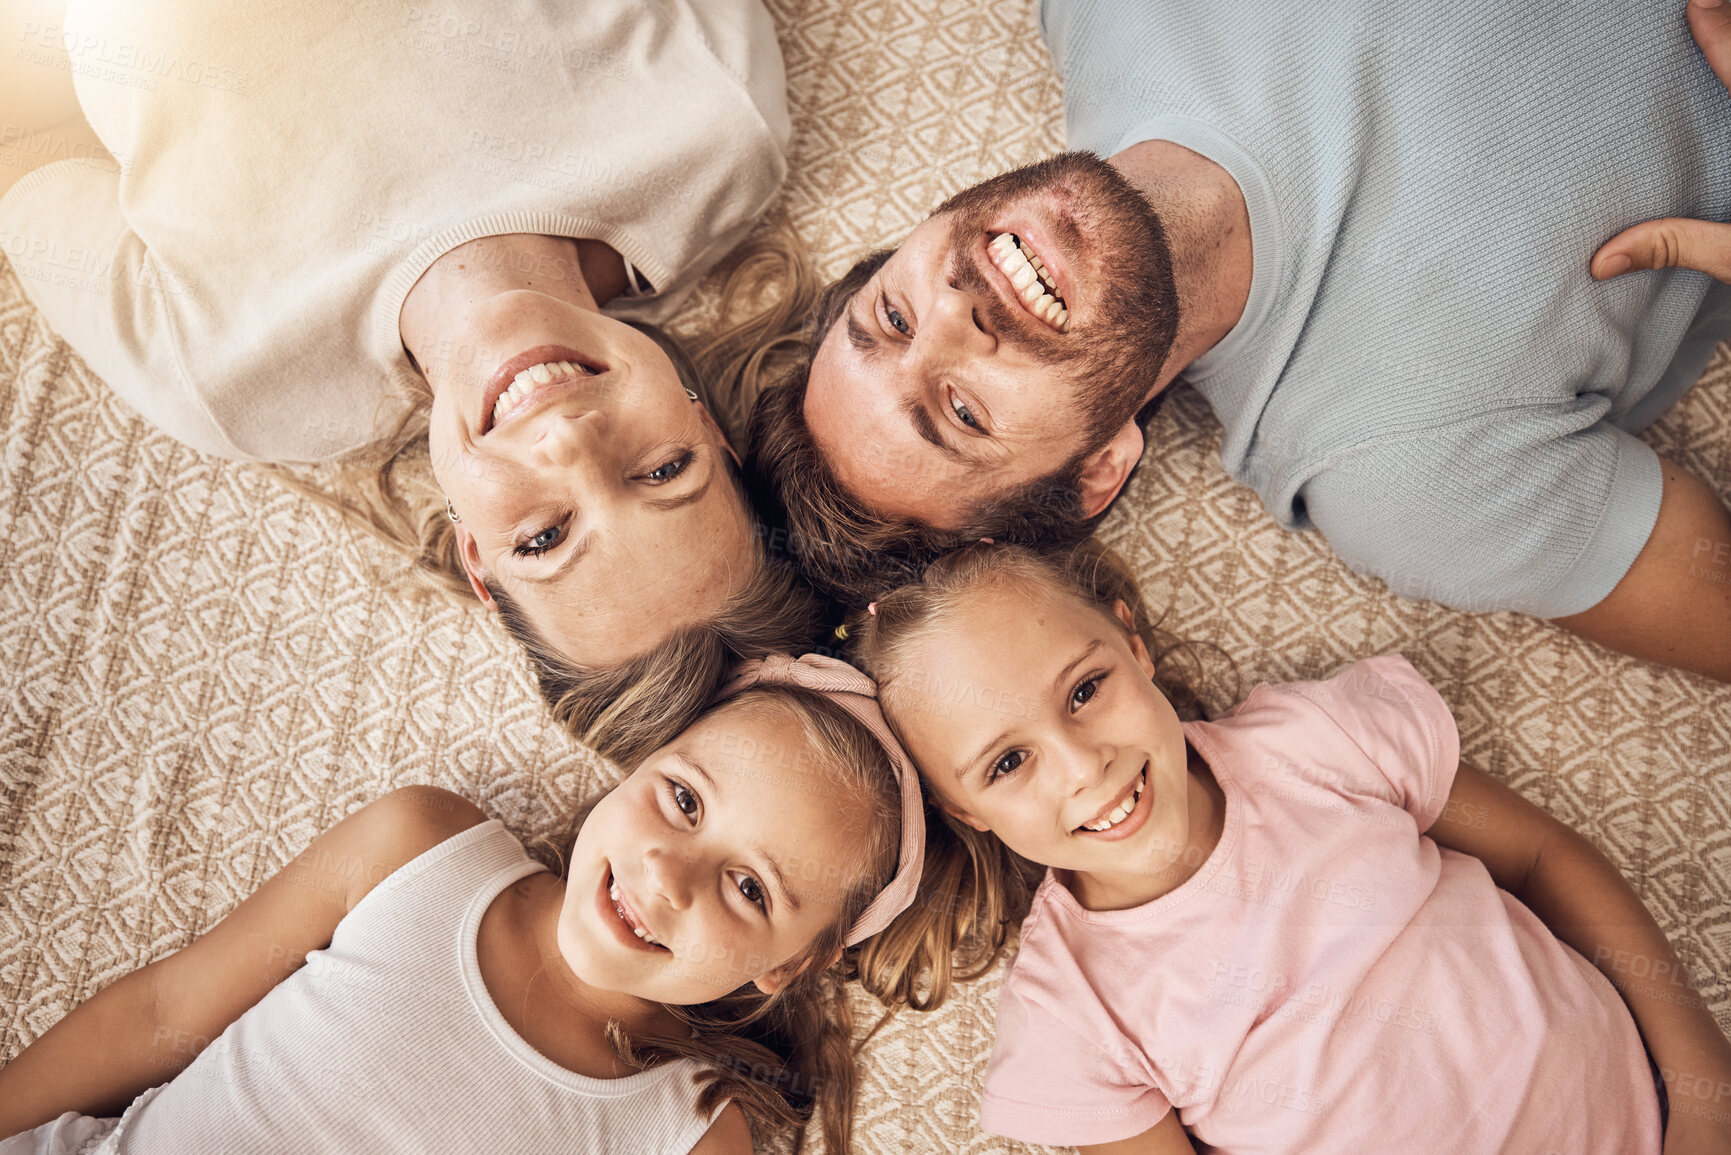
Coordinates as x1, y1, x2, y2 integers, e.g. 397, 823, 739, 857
672, 782, 698, 816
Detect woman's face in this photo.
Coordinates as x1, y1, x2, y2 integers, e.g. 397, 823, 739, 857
559, 698, 874, 1005
425, 289, 756, 667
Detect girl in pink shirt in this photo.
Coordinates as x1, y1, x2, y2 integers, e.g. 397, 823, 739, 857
849, 543, 1731, 1155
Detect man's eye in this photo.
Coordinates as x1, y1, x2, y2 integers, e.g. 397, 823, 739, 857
951, 392, 981, 429
513, 525, 562, 558
644, 451, 693, 484
882, 295, 912, 336
737, 875, 766, 909
671, 782, 699, 817
988, 750, 1026, 783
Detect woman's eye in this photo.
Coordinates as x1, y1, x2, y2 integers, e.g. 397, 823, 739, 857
881, 296, 912, 337
950, 392, 981, 429
513, 524, 562, 558
1072, 676, 1103, 709
671, 782, 699, 818
736, 874, 766, 909
643, 451, 693, 484
988, 750, 1026, 783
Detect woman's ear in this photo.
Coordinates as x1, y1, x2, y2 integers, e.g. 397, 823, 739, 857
454, 526, 496, 609
753, 946, 841, 995
1111, 599, 1157, 678
1076, 420, 1146, 519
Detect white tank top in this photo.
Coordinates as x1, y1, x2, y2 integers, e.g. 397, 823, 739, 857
35, 822, 721, 1154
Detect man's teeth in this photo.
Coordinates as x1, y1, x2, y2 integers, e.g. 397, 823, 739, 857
988, 233, 1070, 331
607, 880, 662, 946
1080, 771, 1145, 832
490, 360, 588, 426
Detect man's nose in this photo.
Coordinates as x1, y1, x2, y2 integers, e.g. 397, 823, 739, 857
920, 281, 997, 360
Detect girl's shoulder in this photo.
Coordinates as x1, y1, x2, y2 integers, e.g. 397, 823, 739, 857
326, 786, 491, 913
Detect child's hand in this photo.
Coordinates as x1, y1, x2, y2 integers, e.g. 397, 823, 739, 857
1661, 1058, 1731, 1155
1591, 0, 1731, 283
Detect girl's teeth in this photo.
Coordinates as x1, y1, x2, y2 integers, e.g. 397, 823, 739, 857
1080, 773, 1146, 832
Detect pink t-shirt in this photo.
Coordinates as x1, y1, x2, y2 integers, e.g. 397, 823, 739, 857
979, 655, 1661, 1153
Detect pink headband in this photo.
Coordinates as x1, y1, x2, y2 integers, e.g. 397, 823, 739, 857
713, 653, 924, 947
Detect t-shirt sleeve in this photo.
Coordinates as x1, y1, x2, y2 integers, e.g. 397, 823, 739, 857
1298, 409, 1663, 620
1283, 654, 1461, 831
0, 160, 244, 458
979, 987, 1174, 1148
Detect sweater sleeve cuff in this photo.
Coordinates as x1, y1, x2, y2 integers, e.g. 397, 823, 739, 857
1533, 430, 1664, 619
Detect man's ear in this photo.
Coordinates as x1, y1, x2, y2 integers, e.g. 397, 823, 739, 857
753, 946, 841, 995
1111, 599, 1158, 679
454, 525, 496, 609
693, 399, 742, 468
1076, 419, 1146, 519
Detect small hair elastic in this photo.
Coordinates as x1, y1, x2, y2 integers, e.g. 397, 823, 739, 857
867, 602, 878, 616
445, 497, 460, 524
979, 537, 994, 544
833, 623, 849, 641
713, 654, 924, 947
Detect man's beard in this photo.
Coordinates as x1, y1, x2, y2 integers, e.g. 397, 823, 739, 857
937, 151, 1180, 452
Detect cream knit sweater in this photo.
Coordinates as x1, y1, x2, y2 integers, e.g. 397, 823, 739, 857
0, 0, 789, 461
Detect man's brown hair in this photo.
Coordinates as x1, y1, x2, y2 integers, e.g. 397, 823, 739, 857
744, 250, 1166, 608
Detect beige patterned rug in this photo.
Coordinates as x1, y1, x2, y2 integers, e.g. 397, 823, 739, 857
3, 1, 1728, 1151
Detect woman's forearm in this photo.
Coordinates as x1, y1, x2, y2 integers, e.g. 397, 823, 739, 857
1516, 826, 1731, 1128
0, 962, 185, 1138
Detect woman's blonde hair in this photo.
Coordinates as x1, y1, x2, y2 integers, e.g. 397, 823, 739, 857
265, 227, 825, 765
838, 541, 1233, 1011
591, 684, 901, 1154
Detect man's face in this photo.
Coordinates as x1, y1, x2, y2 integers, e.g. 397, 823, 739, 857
804, 154, 1177, 530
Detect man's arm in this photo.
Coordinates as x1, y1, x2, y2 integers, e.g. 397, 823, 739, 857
1551, 456, 1731, 682
1430, 764, 1731, 1153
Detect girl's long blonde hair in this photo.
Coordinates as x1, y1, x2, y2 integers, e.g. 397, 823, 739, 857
264, 225, 825, 766
839, 541, 1233, 1012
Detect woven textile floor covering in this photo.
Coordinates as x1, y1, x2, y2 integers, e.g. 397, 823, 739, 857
3, 1, 1729, 1151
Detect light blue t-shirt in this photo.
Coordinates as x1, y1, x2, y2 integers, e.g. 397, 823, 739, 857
1044, 0, 1731, 616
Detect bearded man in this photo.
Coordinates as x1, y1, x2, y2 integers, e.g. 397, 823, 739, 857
747, 0, 1731, 682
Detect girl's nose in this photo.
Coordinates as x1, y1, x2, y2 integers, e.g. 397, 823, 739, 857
1054, 729, 1111, 796
641, 846, 692, 912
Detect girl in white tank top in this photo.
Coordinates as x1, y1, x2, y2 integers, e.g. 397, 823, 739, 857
0, 656, 929, 1155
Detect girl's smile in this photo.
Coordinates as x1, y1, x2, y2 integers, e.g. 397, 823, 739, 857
884, 579, 1221, 911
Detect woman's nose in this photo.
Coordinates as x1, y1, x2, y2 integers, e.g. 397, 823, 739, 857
530, 410, 603, 472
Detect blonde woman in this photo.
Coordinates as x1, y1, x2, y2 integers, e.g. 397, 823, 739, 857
0, 0, 823, 763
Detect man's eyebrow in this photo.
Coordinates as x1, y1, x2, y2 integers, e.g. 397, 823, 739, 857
903, 397, 972, 465
845, 306, 880, 356
643, 458, 715, 513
